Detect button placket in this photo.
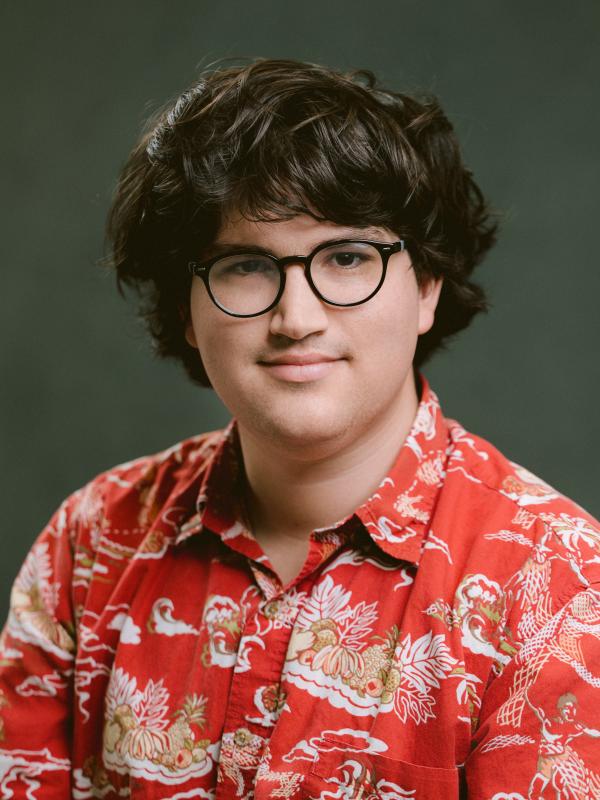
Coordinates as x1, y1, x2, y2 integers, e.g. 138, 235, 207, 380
216, 590, 297, 798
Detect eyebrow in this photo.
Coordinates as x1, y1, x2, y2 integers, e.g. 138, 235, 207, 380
205, 227, 390, 258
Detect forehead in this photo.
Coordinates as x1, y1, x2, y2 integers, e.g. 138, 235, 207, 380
211, 211, 392, 252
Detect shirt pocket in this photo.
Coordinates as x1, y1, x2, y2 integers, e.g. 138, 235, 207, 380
303, 740, 462, 799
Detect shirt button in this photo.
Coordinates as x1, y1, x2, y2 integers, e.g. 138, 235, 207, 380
262, 599, 281, 619
233, 727, 252, 746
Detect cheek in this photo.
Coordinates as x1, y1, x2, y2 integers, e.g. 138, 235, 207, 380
371, 318, 418, 371
188, 297, 264, 390
358, 286, 421, 365
187, 286, 229, 377
194, 321, 235, 377
188, 283, 229, 351
192, 324, 243, 403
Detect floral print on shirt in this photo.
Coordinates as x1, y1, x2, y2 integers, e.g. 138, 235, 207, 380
1, 376, 599, 799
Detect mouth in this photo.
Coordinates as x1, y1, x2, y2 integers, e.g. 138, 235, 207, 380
258, 353, 344, 383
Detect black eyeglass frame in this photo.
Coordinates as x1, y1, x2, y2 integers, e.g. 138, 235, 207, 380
187, 238, 406, 318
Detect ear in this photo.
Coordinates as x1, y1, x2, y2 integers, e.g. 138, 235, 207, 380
179, 304, 198, 349
185, 324, 198, 349
417, 278, 443, 336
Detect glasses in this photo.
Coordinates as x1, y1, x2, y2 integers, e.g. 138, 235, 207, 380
188, 238, 406, 318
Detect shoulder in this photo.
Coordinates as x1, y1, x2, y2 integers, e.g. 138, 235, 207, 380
423, 416, 600, 681
431, 417, 600, 606
58, 425, 231, 553
80, 426, 226, 496
443, 416, 599, 530
5, 426, 231, 657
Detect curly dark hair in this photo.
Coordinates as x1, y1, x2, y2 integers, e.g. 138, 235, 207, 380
103, 57, 497, 387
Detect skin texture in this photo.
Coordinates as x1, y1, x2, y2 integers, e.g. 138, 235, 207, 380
186, 212, 442, 583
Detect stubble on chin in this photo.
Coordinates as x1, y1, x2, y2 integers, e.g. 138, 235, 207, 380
238, 383, 365, 461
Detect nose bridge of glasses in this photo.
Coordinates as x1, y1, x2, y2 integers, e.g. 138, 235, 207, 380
276, 253, 312, 272
276, 255, 319, 305
274, 254, 317, 302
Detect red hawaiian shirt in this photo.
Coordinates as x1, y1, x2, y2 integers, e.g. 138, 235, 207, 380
1, 377, 599, 800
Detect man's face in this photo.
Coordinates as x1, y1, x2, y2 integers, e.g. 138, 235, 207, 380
185, 212, 441, 455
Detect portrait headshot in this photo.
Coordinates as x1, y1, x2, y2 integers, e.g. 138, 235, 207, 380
1, 3, 599, 799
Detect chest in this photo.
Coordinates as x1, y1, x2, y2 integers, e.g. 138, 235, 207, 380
72, 540, 480, 799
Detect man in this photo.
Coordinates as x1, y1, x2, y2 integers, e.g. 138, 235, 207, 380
0, 58, 598, 799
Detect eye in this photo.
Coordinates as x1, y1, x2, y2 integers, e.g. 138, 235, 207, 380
214, 255, 276, 277
317, 243, 378, 271
330, 251, 364, 268
231, 258, 272, 274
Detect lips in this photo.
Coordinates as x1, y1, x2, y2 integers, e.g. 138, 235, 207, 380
261, 353, 339, 366
259, 352, 343, 383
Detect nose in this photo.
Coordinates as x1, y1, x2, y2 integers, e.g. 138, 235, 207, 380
268, 264, 329, 340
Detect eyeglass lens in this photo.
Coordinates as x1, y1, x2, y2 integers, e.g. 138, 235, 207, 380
208, 242, 384, 315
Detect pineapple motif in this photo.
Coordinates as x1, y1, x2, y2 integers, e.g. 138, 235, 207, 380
159, 694, 210, 770
288, 576, 458, 724
346, 636, 400, 703
104, 676, 211, 774
299, 619, 366, 679
311, 620, 338, 653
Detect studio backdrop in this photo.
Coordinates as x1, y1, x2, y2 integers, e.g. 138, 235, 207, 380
1, 0, 599, 620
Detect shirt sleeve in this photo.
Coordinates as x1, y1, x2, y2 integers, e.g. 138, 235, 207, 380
464, 579, 600, 799
0, 496, 78, 797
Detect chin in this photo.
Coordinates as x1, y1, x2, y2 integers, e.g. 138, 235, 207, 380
245, 398, 352, 453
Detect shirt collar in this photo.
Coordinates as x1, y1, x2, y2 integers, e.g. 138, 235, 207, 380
174, 419, 243, 545
175, 375, 450, 565
352, 375, 450, 563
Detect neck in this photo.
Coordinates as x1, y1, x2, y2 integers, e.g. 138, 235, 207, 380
237, 372, 420, 542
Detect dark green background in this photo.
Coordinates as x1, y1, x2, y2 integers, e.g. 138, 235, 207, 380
2, 1, 599, 620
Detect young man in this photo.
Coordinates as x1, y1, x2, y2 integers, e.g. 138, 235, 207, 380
1, 58, 598, 800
